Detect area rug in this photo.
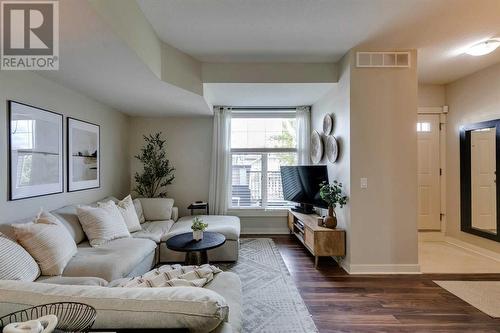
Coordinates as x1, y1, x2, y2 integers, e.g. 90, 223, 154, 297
435, 280, 500, 317
221, 238, 318, 333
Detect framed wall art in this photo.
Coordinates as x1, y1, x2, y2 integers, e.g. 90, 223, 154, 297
8, 101, 63, 200
67, 117, 100, 192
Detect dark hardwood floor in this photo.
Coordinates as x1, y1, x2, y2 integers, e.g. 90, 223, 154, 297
258, 235, 500, 333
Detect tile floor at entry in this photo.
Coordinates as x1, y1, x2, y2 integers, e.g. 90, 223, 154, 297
419, 240, 500, 274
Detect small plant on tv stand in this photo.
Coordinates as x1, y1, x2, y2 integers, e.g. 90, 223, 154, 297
319, 181, 348, 228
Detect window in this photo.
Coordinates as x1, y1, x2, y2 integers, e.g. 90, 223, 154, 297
11, 119, 35, 186
416, 122, 431, 132
230, 112, 297, 209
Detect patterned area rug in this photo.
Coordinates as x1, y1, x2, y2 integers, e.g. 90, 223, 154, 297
220, 238, 318, 333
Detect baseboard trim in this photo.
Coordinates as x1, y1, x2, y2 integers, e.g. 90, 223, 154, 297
445, 236, 500, 263
241, 230, 289, 235
346, 264, 421, 274
334, 257, 351, 274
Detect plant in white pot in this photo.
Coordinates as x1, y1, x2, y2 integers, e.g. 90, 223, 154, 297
319, 180, 348, 229
191, 216, 208, 241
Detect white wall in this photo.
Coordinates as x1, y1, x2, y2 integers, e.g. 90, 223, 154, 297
349, 50, 419, 272
202, 63, 338, 83
312, 50, 419, 273
445, 62, 500, 254
128, 117, 213, 217
418, 84, 446, 107
0, 71, 130, 224
311, 54, 352, 265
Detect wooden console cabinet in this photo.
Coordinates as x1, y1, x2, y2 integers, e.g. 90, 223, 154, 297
287, 209, 346, 268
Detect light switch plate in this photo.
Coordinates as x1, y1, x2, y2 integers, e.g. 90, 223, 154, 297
360, 178, 368, 189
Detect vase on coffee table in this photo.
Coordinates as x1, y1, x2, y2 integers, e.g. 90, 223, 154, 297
193, 230, 203, 241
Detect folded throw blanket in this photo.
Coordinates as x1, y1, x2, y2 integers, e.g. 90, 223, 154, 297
115, 264, 222, 288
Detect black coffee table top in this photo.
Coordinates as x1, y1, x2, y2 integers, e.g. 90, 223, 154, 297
166, 232, 226, 252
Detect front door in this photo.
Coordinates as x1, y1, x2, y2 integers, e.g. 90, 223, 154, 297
417, 114, 441, 230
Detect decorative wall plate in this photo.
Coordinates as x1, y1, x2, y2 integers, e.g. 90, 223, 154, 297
326, 135, 339, 163
323, 114, 333, 135
310, 130, 324, 164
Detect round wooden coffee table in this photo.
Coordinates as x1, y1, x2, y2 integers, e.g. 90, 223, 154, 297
165, 232, 226, 265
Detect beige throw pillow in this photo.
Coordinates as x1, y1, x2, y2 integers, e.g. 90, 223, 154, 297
77, 201, 130, 247
0, 233, 40, 281
12, 211, 77, 276
117, 195, 141, 232
139, 198, 174, 221
133, 199, 146, 224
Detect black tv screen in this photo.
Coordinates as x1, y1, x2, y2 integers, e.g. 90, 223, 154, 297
280, 165, 329, 209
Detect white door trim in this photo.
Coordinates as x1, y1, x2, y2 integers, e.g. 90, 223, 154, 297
418, 106, 446, 114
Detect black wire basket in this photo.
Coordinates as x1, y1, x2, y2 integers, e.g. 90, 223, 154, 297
0, 302, 96, 333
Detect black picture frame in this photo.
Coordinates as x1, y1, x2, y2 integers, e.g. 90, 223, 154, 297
460, 119, 500, 242
67, 117, 100, 192
7, 100, 64, 200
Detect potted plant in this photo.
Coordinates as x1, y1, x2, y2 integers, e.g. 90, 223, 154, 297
319, 180, 348, 229
191, 216, 208, 241
134, 132, 175, 198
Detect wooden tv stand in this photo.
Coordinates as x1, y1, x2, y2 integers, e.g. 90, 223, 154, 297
287, 209, 346, 268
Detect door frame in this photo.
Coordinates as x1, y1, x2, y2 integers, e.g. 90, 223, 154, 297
417, 106, 447, 233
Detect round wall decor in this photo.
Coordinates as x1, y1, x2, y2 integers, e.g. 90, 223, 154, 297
323, 114, 333, 135
325, 135, 339, 163
310, 130, 324, 164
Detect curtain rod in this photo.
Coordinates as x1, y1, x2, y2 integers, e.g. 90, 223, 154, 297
218, 106, 309, 111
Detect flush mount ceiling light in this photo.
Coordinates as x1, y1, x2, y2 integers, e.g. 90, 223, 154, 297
465, 39, 500, 56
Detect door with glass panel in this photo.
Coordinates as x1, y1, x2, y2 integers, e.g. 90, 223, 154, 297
417, 114, 441, 230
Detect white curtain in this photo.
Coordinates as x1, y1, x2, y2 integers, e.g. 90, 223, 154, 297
296, 106, 311, 165
208, 107, 232, 215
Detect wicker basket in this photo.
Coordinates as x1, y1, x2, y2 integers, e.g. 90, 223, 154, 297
0, 302, 96, 333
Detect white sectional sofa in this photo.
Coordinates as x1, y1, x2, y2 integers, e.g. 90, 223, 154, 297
0, 196, 242, 332
0, 272, 241, 333
0, 196, 241, 282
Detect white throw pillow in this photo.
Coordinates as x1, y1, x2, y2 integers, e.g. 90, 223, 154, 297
77, 201, 130, 247
11, 211, 77, 276
139, 198, 174, 221
0, 233, 40, 281
133, 199, 146, 224
117, 195, 142, 232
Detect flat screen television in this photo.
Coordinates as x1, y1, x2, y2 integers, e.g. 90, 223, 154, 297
280, 165, 329, 214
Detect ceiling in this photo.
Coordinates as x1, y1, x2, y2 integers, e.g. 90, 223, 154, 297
37, 0, 212, 117
33, 0, 500, 117
138, 0, 500, 84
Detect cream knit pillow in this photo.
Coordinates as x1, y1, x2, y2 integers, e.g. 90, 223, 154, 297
0, 233, 40, 281
117, 195, 142, 232
11, 211, 77, 276
77, 201, 130, 247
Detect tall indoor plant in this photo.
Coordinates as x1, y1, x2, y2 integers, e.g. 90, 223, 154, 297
134, 132, 175, 198
319, 180, 348, 228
